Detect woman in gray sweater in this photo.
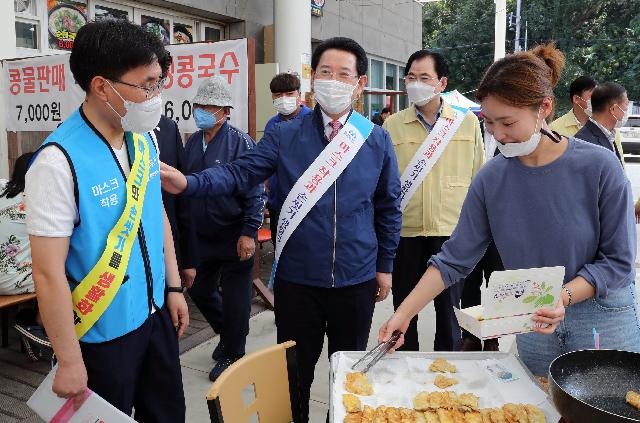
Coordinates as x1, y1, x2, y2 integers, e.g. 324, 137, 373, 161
379, 43, 640, 376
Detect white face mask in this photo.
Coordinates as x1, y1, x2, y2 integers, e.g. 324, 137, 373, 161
612, 104, 630, 129
107, 81, 163, 134
577, 96, 592, 117
495, 110, 542, 158
273, 96, 299, 116
313, 78, 358, 115
406, 81, 441, 106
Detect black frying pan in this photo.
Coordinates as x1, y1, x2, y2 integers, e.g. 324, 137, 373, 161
549, 350, 640, 423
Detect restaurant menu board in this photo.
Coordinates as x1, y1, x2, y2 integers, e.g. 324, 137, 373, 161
48, 0, 88, 50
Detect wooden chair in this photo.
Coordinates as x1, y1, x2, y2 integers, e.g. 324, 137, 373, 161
0, 293, 37, 347
206, 341, 301, 423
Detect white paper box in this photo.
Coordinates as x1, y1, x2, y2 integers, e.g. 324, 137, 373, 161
27, 366, 136, 423
454, 266, 565, 340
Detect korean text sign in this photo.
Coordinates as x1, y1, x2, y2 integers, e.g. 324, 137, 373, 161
3, 39, 249, 133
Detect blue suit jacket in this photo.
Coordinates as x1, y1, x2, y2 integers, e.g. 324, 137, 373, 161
184, 106, 402, 288
154, 115, 199, 269
574, 119, 622, 163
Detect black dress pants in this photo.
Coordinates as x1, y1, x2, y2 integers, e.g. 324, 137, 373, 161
392, 236, 465, 352
189, 255, 254, 358
274, 278, 378, 423
80, 306, 185, 423
268, 207, 280, 247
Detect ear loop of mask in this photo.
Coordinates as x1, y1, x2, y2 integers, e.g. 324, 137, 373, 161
613, 104, 626, 119
209, 107, 227, 125
537, 105, 562, 143
105, 80, 127, 119
536, 106, 562, 144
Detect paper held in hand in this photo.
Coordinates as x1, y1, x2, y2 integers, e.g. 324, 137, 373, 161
27, 366, 135, 423
454, 266, 565, 340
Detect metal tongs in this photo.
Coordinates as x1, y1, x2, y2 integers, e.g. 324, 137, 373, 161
351, 330, 402, 373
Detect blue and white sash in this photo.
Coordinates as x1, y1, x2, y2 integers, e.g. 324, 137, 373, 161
269, 111, 375, 287
399, 104, 468, 211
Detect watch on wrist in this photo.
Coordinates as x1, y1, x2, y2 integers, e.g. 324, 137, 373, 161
167, 286, 186, 294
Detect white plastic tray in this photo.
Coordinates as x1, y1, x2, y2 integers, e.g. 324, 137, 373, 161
329, 351, 560, 422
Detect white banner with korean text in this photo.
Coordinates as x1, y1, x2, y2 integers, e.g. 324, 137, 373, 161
3, 39, 248, 133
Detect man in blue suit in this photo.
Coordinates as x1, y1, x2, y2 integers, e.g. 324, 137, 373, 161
575, 81, 630, 165
161, 37, 402, 422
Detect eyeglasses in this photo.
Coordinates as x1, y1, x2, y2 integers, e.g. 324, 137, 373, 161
315, 69, 359, 83
403, 75, 439, 84
111, 77, 167, 99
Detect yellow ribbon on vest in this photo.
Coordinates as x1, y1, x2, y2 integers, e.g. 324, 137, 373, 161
71, 132, 151, 339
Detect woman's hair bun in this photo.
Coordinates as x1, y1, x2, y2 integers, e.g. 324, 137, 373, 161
530, 42, 565, 87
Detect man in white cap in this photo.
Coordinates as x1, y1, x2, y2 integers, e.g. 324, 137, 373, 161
183, 76, 265, 381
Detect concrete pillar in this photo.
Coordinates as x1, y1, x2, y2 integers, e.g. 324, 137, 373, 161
494, 0, 506, 61
274, 0, 312, 93
0, 2, 17, 178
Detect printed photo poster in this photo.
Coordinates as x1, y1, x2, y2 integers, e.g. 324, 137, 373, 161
141, 15, 171, 45
311, 0, 325, 16
48, 0, 88, 50
173, 23, 193, 44
94, 5, 130, 22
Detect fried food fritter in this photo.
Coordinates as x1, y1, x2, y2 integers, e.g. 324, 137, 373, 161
479, 409, 494, 423
437, 408, 456, 423
385, 407, 402, 423
345, 412, 363, 423
414, 391, 459, 410
524, 404, 546, 423
413, 410, 427, 423
488, 408, 507, 423
374, 406, 388, 423
458, 393, 480, 412
435, 374, 459, 389
452, 410, 468, 423
502, 403, 528, 423
343, 393, 362, 413
464, 411, 484, 423
413, 392, 431, 411
345, 372, 374, 396
627, 391, 640, 410
429, 358, 457, 373
423, 411, 440, 423
399, 408, 416, 423
362, 405, 375, 423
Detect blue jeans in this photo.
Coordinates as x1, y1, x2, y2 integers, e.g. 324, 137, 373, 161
517, 283, 640, 376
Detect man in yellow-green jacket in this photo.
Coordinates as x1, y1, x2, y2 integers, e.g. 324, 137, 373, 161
383, 50, 484, 352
